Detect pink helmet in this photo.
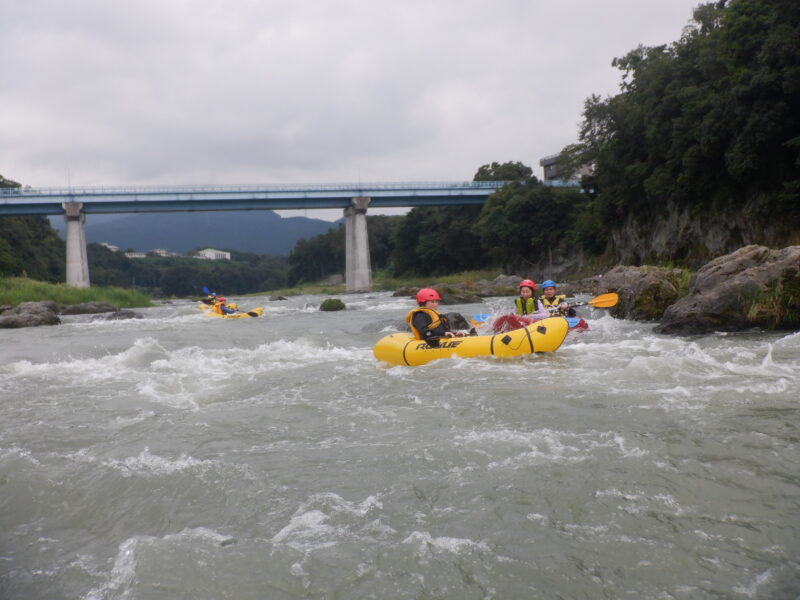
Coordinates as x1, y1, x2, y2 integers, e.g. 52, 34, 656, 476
519, 279, 536, 291
416, 288, 441, 303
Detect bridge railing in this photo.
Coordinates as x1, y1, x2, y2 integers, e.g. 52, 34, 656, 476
1, 181, 507, 197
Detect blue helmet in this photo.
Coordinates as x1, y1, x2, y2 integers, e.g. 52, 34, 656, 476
541, 280, 557, 289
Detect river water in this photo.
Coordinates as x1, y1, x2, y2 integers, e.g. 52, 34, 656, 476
1, 292, 798, 599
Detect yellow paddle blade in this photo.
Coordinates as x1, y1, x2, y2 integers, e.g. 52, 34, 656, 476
588, 292, 619, 308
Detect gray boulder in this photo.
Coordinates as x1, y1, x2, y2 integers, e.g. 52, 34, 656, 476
0, 301, 61, 328
655, 245, 800, 335
596, 265, 689, 320
491, 274, 522, 288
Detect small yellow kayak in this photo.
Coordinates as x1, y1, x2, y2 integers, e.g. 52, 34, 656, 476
197, 304, 264, 318
374, 316, 569, 367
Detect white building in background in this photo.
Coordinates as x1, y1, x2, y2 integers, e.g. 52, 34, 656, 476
124, 251, 146, 259
151, 248, 179, 257
194, 248, 231, 261
100, 242, 119, 252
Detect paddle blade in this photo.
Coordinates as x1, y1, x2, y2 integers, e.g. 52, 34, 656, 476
588, 293, 619, 308
470, 313, 492, 326
202, 286, 211, 294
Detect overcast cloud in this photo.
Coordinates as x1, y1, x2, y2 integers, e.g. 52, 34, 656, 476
2, 0, 700, 196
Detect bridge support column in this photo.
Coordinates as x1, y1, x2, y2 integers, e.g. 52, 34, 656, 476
63, 202, 90, 288
344, 196, 372, 292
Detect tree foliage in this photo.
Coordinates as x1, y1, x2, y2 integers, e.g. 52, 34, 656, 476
88, 243, 289, 297
287, 215, 404, 284
566, 0, 800, 236
0, 175, 66, 282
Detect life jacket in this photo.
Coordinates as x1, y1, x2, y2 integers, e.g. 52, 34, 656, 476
212, 301, 224, 315
540, 294, 567, 312
515, 297, 538, 315
405, 308, 446, 340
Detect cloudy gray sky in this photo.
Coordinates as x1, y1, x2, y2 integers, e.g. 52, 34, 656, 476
2, 1, 700, 198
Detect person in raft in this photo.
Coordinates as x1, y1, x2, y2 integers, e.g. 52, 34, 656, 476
539, 280, 577, 317
212, 296, 238, 315
406, 288, 465, 346
515, 280, 550, 319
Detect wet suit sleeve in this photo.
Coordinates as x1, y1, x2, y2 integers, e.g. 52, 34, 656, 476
412, 311, 441, 347
534, 300, 551, 319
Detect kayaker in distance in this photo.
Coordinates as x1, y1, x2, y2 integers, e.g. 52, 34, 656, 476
515, 280, 550, 319
406, 288, 465, 347
212, 296, 238, 315
539, 280, 577, 317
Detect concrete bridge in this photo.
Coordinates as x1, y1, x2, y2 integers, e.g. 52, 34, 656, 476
1, 182, 506, 291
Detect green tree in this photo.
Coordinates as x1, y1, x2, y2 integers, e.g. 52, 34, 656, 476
475, 179, 593, 272
473, 161, 534, 182
563, 0, 800, 262
0, 174, 66, 282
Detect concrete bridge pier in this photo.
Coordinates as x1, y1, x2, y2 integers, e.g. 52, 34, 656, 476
344, 196, 372, 292
63, 202, 90, 287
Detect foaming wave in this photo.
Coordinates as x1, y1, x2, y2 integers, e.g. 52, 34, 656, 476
772, 329, 800, 349
7, 337, 170, 379
252, 338, 372, 369
5, 337, 375, 409
455, 428, 647, 469
595, 488, 688, 517
402, 530, 490, 556
457, 427, 649, 472
100, 447, 254, 481
83, 527, 237, 600
271, 492, 389, 553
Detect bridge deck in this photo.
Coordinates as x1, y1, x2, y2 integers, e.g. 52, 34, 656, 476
0, 181, 508, 216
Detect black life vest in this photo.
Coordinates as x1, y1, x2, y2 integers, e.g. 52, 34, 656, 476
405, 308, 448, 340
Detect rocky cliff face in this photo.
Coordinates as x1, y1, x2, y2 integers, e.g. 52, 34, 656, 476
655, 245, 800, 334
612, 198, 799, 268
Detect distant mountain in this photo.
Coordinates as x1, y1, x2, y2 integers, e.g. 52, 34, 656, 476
49, 211, 340, 255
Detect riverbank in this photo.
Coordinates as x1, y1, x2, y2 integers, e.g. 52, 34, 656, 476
0, 277, 153, 308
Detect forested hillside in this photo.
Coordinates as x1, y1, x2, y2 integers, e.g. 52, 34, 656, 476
0, 175, 65, 282
561, 0, 800, 265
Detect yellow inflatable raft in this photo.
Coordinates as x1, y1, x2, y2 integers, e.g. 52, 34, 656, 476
374, 316, 569, 367
197, 304, 264, 318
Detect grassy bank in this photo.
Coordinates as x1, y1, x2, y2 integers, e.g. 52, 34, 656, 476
255, 269, 505, 297
0, 277, 154, 308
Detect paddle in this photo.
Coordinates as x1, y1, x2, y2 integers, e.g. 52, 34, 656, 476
470, 313, 492, 325
199, 286, 217, 304
570, 292, 618, 308
470, 292, 619, 323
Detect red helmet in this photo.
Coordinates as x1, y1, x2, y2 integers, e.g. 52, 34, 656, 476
217, 297, 227, 303
416, 288, 441, 303
519, 279, 536, 291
